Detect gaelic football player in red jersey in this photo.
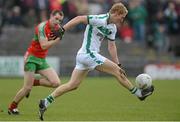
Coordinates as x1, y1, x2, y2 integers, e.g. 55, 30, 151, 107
8, 10, 64, 115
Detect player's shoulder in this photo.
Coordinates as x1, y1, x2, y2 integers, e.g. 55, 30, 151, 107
107, 23, 117, 30
97, 13, 108, 17
37, 21, 48, 29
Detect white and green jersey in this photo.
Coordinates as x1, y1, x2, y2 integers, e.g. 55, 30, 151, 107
77, 13, 117, 54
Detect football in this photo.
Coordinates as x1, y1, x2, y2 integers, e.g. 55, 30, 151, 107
135, 73, 152, 89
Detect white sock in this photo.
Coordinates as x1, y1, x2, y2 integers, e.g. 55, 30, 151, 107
44, 95, 54, 107
130, 87, 142, 97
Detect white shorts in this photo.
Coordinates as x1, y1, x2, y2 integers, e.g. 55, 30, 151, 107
75, 52, 106, 70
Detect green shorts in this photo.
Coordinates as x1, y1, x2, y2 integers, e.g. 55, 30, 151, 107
24, 55, 50, 72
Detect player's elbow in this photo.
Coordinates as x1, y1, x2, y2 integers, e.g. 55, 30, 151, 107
41, 46, 47, 50
40, 40, 50, 50
41, 44, 48, 50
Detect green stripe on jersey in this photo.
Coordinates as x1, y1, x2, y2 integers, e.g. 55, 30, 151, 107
38, 22, 46, 40
98, 14, 108, 19
87, 16, 93, 24
86, 25, 93, 54
97, 26, 112, 36
86, 25, 103, 65
33, 34, 38, 41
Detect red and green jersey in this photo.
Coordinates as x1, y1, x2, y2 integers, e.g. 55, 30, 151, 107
27, 20, 52, 58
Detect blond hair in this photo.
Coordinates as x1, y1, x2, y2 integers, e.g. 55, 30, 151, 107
109, 3, 128, 15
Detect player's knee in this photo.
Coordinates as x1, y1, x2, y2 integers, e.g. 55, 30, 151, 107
114, 68, 125, 79
113, 68, 121, 77
71, 86, 78, 90
23, 86, 32, 93
118, 70, 126, 79
69, 84, 79, 90
67, 82, 79, 91
52, 82, 61, 88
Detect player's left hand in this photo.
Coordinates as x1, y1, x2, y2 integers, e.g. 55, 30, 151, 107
118, 64, 127, 76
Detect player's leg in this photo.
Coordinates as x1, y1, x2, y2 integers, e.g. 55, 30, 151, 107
30, 58, 60, 88
25, 59, 61, 98
38, 68, 88, 120
96, 58, 134, 90
43, 69, 88, 106
46, 53, 90, 99
36, 67, 61, 88
95, 58, 154, 100
8, 63, 36, 115
52, 69, 88, 98
25, 68, 61, 99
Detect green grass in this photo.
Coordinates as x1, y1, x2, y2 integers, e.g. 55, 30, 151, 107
0, 77, 180, 121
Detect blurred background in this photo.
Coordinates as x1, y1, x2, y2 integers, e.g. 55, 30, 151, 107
0, 0, 180, 79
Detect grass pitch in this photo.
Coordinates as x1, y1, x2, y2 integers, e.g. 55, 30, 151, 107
0, 77, 180, 121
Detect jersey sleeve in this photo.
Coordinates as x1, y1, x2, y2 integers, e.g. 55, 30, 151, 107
107, 25, 117, 41
87, 14, 108, 26
38, 22, 47, 41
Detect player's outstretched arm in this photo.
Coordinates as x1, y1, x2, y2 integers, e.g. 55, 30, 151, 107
63, 16, 88, 31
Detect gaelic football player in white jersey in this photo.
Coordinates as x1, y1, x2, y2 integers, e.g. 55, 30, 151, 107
38, 3, 154, 120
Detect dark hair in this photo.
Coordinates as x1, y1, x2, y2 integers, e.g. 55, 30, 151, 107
51, 10, 64, 17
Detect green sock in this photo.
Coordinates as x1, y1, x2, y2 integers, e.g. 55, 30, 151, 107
44, 95, 54, 107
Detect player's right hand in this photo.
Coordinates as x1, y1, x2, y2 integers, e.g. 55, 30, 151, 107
118, 64, 127, 76
49, 31, 58, 40
53, 24, 65, 40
